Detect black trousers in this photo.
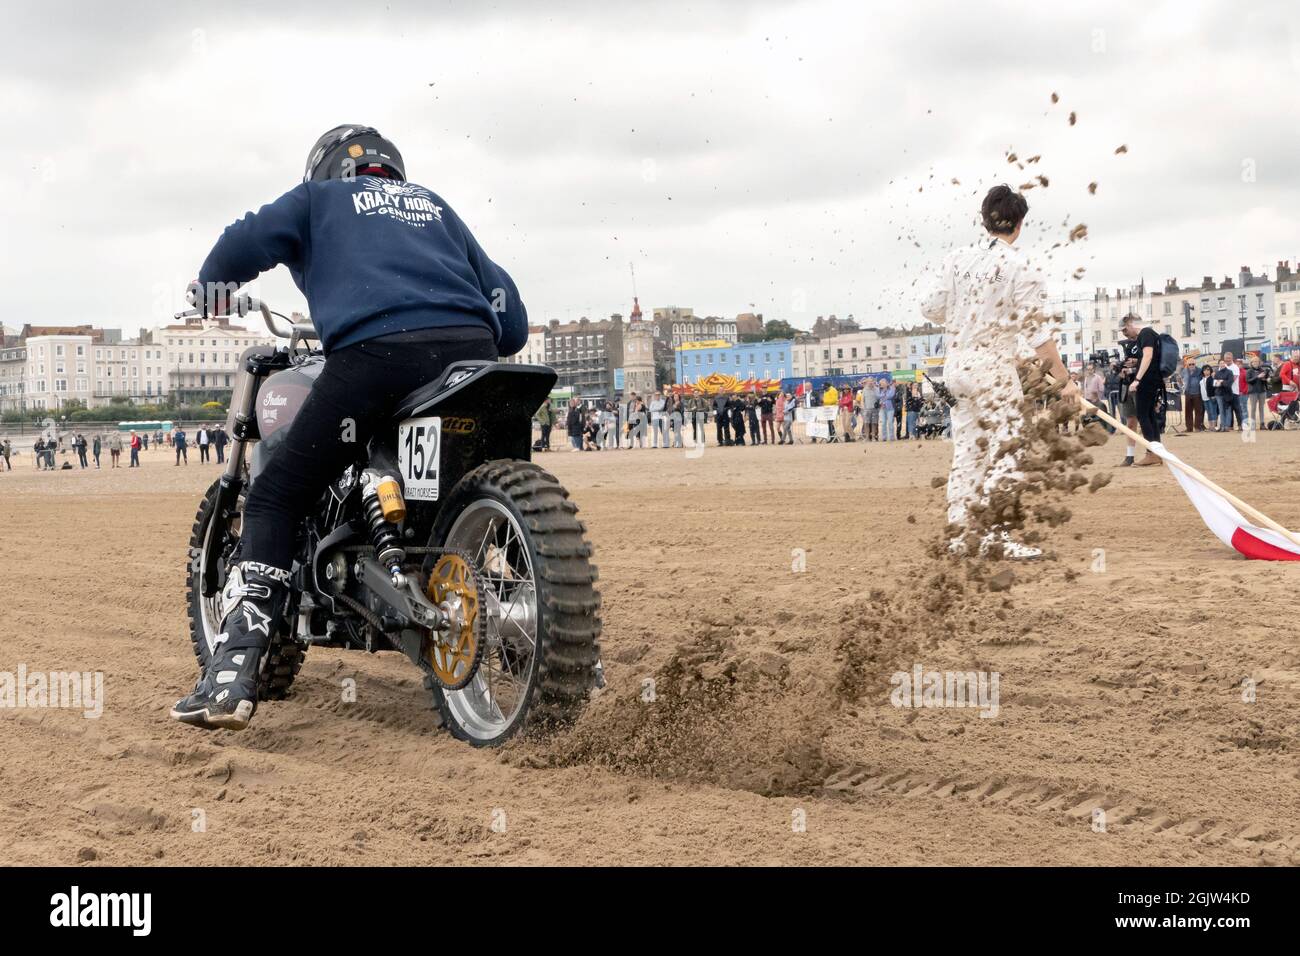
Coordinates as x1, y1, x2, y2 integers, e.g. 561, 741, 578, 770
242, 326, 497, 572
1135, 382, 1162, 444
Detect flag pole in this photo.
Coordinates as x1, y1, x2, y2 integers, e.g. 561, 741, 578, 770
1078, 396, 1300, 550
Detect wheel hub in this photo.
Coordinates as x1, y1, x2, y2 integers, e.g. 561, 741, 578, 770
425, 553, 483, 690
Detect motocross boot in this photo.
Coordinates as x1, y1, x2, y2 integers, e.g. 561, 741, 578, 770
171, 561, 291, 730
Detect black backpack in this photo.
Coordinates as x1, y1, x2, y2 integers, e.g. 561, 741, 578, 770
1157, 333, 1180, 377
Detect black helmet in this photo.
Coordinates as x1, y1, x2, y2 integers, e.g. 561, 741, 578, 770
303, 125, 405, 183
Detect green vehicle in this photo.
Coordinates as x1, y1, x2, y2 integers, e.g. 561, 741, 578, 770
116, 420, 174, 434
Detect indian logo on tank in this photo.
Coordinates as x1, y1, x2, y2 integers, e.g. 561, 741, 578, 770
258, 381, 313, 436
351, 177, 443, 228
261, 390, 287, 425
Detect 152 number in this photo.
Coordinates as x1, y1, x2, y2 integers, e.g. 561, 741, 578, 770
403, 423, 438, 480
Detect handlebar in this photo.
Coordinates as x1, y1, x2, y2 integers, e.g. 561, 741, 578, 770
173, 295, 314, 342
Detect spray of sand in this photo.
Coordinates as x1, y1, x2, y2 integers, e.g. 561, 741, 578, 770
524, 631, 838, 796
526, 98, 1127, 799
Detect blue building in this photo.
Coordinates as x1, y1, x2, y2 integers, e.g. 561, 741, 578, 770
906, 326, 945, 370
675, 339, 795, 385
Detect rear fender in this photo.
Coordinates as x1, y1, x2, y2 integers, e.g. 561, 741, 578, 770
391, 362, 556, 541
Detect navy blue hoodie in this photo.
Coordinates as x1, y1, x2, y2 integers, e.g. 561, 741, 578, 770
198, 177, 527, 355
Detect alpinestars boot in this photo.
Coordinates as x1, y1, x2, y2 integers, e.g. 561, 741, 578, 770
171, 561, 291, 730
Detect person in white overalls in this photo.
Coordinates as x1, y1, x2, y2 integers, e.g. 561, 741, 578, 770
920, 185, 1079, 559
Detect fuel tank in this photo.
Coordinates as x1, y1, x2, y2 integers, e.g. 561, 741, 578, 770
250, 358, 324, 479
257, 360, 323, 437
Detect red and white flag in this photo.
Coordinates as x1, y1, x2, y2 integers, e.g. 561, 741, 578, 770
1150, 443, 1300, 561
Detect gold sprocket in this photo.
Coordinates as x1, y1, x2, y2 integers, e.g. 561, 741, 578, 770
425, 553, 483, 690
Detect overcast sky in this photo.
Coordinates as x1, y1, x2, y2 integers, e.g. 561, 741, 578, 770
5, 0, 1298, 336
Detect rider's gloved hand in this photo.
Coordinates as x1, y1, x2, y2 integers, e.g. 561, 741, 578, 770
187, 280, 248, 318
186, 279, 209, 317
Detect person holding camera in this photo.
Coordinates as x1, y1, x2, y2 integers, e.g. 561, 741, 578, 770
1118, 313, 1163, 466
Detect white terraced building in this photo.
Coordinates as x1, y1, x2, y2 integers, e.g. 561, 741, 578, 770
1275, 261, 1300, 350
0, 317, 277, 413
788, 328, 914, 378
1049, 263, 1295, 367
153, 319, 279, 404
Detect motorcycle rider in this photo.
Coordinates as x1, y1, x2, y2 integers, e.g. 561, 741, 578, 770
920, 184, 1079, 559
172, 125, 527, 730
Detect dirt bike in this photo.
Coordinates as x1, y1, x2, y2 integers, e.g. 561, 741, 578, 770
183, 297, 602, 746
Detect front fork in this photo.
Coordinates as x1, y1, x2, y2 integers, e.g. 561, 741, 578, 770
200, 367, 259, 598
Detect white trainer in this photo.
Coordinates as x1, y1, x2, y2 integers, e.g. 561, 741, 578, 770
979, 531, 1042, 560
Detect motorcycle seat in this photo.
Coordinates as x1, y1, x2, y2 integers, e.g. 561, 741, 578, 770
393, 361, 497, 421
392, 361, 555, 423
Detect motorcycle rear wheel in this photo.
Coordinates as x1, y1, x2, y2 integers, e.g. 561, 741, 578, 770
426, 459, 601, 747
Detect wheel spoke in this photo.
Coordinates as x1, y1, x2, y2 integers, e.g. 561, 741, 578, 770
496, 637, 523, 683
474, 518, 497, 569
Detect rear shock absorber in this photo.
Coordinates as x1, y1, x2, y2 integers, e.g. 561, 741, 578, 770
360, 469, 408, 583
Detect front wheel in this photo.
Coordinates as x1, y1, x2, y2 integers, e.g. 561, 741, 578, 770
426, 460, 601, 747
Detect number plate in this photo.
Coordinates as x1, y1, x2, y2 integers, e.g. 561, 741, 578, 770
397, 416, 442, 501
